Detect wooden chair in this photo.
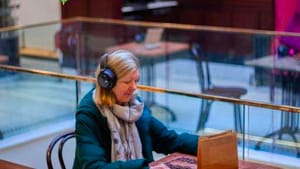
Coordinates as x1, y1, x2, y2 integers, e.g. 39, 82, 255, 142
46, 131, 76, 169
191, 43, 247, 133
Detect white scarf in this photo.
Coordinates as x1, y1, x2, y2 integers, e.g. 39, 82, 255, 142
93, 92, 144, 162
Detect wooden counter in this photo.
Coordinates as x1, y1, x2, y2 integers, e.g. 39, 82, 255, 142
0, 159, 33, 169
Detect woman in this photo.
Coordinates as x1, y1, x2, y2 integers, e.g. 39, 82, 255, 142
73, 50, 198, 169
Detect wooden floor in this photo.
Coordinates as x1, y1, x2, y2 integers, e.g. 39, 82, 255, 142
19, 47, 58, 60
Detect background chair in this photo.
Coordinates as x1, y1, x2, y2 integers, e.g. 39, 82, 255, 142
46, 131, 76, 169
191, 43, 247, 133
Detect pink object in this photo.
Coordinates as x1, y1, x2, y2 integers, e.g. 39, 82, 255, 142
278, 0, 300, 52
275, 0, 298, 31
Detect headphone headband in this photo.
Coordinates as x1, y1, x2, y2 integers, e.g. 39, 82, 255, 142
100, 52, 109, 68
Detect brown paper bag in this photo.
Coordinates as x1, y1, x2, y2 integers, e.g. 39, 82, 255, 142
197, 130, 238, 169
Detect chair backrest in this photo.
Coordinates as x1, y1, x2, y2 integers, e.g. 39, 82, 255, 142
191, 43, 211, 92
46, 131, 76, 169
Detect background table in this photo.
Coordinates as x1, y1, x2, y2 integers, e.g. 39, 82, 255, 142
245, 55, 300, 72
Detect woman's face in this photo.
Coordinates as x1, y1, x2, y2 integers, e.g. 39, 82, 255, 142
112, 69, 139, 104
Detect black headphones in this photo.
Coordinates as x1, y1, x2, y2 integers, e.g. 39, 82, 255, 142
97, 52, 117, 90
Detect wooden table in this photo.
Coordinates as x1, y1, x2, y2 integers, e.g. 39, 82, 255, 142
106, 41, 189, 58
0, 159, 33, 169
245, 55, 300, 72
150, 153, 283, 169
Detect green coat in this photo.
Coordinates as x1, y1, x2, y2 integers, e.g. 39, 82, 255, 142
73, 89, 198, 169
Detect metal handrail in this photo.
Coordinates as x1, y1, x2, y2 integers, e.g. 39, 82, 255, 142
1, 16, 300, 37
1, 64, 300, 113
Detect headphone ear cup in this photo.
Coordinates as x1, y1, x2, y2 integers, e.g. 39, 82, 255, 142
98, 68, 116, 89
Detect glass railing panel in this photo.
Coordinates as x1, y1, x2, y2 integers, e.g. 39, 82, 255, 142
18, 22, 73, 73
20, 24, 60, 51
77, 22, 141, 76
1, 18, 300, 106
0, 68, 81, 146
2, 19, 298, 109
138, 90, 242, 135
69, 20, 278, 108
246, 105, 300, 168
162, 28, 272, 106
144, 91, 201, 133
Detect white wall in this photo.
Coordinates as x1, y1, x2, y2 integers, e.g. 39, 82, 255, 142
15, 0, 61, 25
10, 0, 61, 51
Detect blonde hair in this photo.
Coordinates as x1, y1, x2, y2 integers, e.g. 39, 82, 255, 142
94, 50, 140, 107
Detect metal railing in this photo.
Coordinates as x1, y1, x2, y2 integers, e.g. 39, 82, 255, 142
1, 64, 300, 113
